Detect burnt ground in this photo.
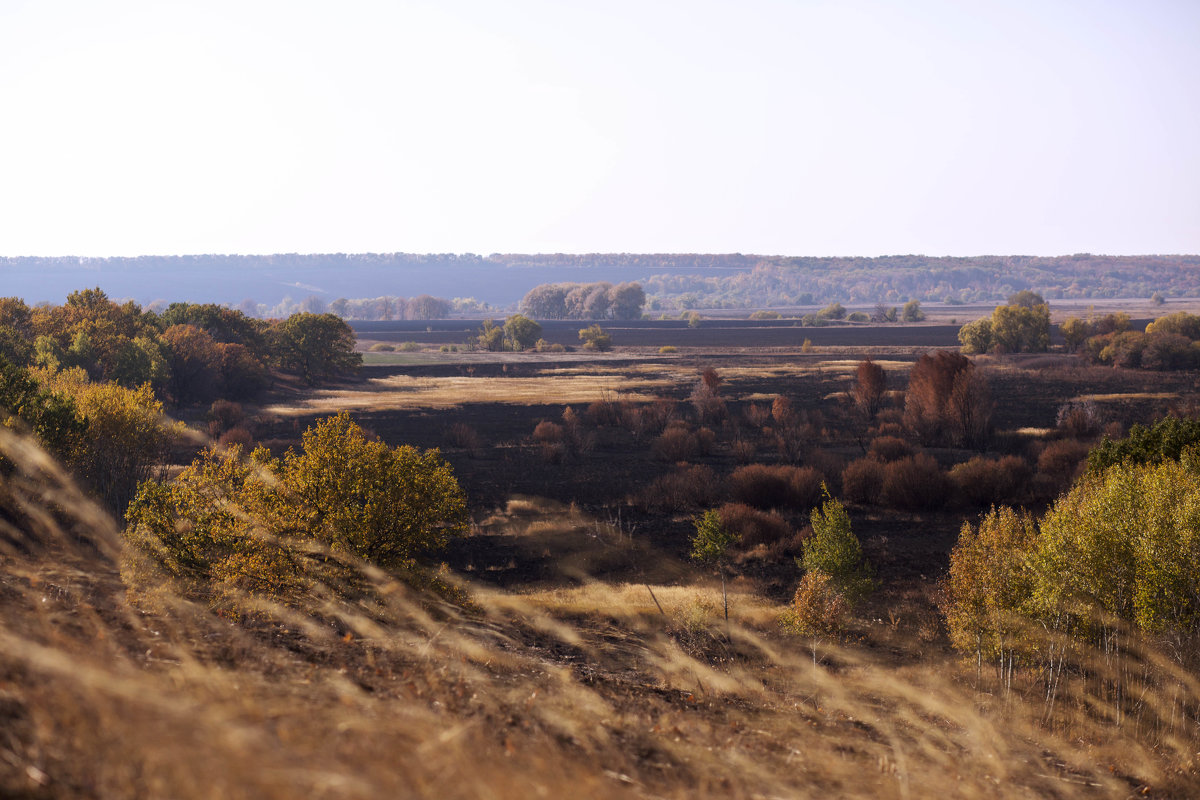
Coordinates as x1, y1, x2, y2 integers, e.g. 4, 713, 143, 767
246, 348, 1200, 620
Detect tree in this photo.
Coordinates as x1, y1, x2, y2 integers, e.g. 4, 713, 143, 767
800, 493, 873, 604
957, 318, 993, 354
475, 319, 505, 352
282, 413, 468, 567
943, 507, 1038, 670
1059, 317, 1090, 352
692, 508, 740, 621
40, 367, 183, 513
502, 314, 542, 351
125, 413, 469, 607
901, 300, 926, 322
405, 295, 451, 320
990, 303, 1050, 353
270, 313, 361, 385
904, 351, 971, 444
161, 324, 220, 405
578, 324, 612, 351
608, 282, 646, 320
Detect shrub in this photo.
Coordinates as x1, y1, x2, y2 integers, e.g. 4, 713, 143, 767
881, 453, 948, 510
578, 324, 612, 351
841, 458, 885, 505
587, 396, 622, 426
368, 342, 395, 352
868, 435, 913, 463
730, 438, 757, 464
217, 426, 255, 450
658, 345, 678, 354
638, 465, 721, 511
1036, 439, 1091, 484
853, 359, 887, 419
398, 342, 421, 352
1056, 399, 1103, 439
743, 402, 772, 428
1088, 416, 1200, 474
949, 455, 1032, 506
445, 422, 481, 450
716, 503, 792, 548
531, 420, 564, 444
695, 426, 717, 456
728, 464, 823, 510
652, 424, 700, 461
207, 399, 245, 438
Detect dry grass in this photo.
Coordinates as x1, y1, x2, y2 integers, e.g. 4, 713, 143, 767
267, 373, 673, 414
3, 426, 1200, 799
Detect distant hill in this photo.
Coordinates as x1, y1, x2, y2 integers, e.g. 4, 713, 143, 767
2, 252, 1197, 311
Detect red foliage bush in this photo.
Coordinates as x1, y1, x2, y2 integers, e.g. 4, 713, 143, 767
587, 397, 622, 427
652, 424, 699, 461
532, 421, 564, 444
882, 453, 949, 510
842, 458, 885, 505
716, 503, 792, 548
728, 464, 823, 510
217, 426, 255, 450
638, 465, 722, 511
445, 422, 481, 450
869, 435, 913, 463
1036, 439, 1091, 483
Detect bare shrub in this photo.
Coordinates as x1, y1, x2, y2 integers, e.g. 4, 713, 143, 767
623, 399, 675, 440
869, 435, 913, 463
1056, 399, 1103, 439
531, 421, 564, 444
539, 442, 567, 463
638, 465, 721, 511
652, 423, 699, 461
587, 396, 622, 426
728, 464, 823, 510
842, 458, 885, 505
744, 402, 772, 428
882, 453, 949, 510
949, 455, 1032, 506
806, 449, 845, 495
696, 427, 717, 456
445, 422, 481, 450
716, 502, 793, 548
731, 438, 757, 464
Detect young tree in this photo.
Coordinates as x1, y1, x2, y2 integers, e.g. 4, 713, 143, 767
901, 299, 926, 322
578, 324, 612, 351
692, 508, 740, 620
801, 493, 873, 604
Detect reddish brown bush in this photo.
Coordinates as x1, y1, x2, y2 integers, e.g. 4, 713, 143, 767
696, 426, 717, 456
949, 455, 1032, 506
716, 502, 792, 548
853, 359, 887, 419
728, 464, 823, 510
638, 465, 721, 511
217, 426, 255, 450
1056, 400, 1103, 439
882, 453, 949, 510
869, 435, 913, 463
652, 424, 699, 461
841, 458, 885, 505
207, 399, 245, 438
1036, 439, 1091, 483
730, 438, 757, 464
743, 402, 772, 428
904, 351, 991, 447
532, 421, 564, 444
587, 396, 622, 426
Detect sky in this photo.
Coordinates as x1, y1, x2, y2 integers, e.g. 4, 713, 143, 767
0, 0, 1198, 258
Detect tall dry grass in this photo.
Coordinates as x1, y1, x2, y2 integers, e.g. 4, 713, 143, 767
1, 424, 1199, 798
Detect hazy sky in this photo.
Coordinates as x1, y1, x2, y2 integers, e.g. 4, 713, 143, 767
1, 0, 1198, 257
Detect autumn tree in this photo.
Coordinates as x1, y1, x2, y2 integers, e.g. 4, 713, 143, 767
901, 299, 925, 322
578, 324, 612, 351
800, 493, 873, 604
269, 313, 361, 385
502, 314, 542, 351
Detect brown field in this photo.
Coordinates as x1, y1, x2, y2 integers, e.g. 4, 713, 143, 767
6, 323, 1200, 798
